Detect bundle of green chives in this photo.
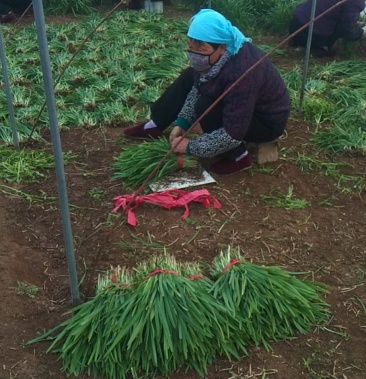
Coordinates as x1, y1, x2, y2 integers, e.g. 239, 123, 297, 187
112, 138, 197, 189
210, 247, 330, 351
28, 268, 136, 379
28, 252, 330, 378
105, 254, 246, 377
96, 265, 132, 293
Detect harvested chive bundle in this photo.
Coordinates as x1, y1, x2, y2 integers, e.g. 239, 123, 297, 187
210, 247, 330, 350
29, 269, 135, 379
28, 252, 330, 378
109, 254, 246, 377
112, 138, 197, 189
96, 265, 133, 293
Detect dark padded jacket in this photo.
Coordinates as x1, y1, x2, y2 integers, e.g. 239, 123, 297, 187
294, 0, 364, 40
196, 43, 290, 142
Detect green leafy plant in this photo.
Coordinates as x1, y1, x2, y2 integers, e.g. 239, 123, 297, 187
118, 255, 246, 377
0, 122, 42, 145
302, 96, 336, 124
14, 281, 39, 298
27, 251, 331, 378
112, 138, 197, 189
43, 0, 94, 16
88, 187, 107, 200
303, 60, 366, 151
293, 153, 352, 176
336, 174, 366, 194
0, 148, 77, 183
210, 247, 330, 350
0, 185, 58, 208
201, 0, 300, 35
312, 123, 366, 153
0, 12, 188, 138
31, 268, 136, 379
115, 231, 167, 251
292, 153, 365, 194
281, 67, 303, 92
260, 185, 309, 209
28, 256, 247, 378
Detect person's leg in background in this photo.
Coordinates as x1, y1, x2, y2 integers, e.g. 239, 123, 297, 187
124, 68, 195, 138
12, 0, 32, 13
127, 0, 143, 10
309, 33, 338, 57
150, 67, 195, 129
0, 1, 12, 14
0, 0, 17, 23
288, 16, 309, 47
288, 16, 337, 57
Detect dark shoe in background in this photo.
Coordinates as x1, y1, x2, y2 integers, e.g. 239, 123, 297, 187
1, 11, 17, 23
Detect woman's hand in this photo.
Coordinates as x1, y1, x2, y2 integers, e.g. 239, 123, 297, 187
169, 126, 184, 144
171, 137, 190, 154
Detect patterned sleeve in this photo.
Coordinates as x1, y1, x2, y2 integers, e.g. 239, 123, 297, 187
187, 128, 242, 157
175, 86, 199, 130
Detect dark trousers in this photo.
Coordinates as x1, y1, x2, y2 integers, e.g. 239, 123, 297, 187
151, 67, 280, 158
0, 0, 31, 14
289, 16, 339, 49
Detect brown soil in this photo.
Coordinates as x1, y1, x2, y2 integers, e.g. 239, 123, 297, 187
1, 5, 366, 379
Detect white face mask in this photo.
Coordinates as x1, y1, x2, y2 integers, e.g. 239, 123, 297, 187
187, 50, 216, 72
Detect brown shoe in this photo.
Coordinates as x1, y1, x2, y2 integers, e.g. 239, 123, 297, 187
123, 122, 164, 139
1, 11, 17, 23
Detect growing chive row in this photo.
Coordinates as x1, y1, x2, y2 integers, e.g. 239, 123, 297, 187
29, 249, 330, 378
0, 12, 188, 142
282, 60, 366, 152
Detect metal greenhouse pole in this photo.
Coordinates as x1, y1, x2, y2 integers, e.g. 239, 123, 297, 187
0, 26, 19, 149
299, 0, 317, 112
32, 0, 81, 306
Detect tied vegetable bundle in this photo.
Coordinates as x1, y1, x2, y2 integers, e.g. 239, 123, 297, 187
210, 247, 330, 351
28, 255, 246, 378
112, 138, 197, 189
29, 267, 135, 379
27, 250, 330, 378
105, 254, 247, 377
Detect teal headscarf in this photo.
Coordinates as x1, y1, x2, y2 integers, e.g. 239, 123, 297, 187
187, 9, 251, 55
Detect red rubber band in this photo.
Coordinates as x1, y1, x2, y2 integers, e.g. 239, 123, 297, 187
186, 275, 204, 281
177, 154, 184, 169
144, 268, 180, 280
109, 274, 134, 287
221, 258, 241, 274
111, 273, 117, 283
103, 283, 134, 290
